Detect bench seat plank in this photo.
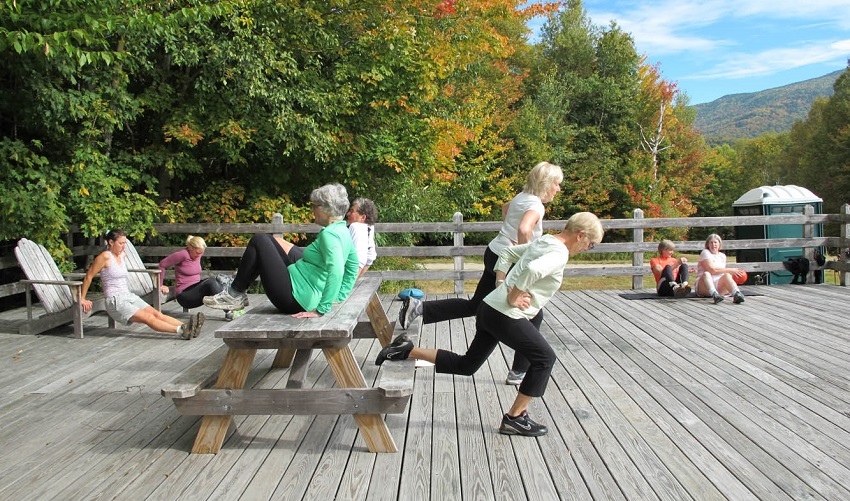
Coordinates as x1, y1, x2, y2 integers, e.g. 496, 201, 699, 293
170, 388, 412, 415
161, 346, 230, 399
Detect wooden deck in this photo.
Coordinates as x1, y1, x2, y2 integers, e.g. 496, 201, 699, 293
1, 285, 849, 500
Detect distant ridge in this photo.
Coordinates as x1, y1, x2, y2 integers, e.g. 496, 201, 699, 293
692, 70, 843, 144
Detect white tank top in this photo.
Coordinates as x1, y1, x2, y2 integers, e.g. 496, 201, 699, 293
100, 252, 130, 297
488, 192, 545, 256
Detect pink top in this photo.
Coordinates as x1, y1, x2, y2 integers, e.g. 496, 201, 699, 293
158, 249, 201, 294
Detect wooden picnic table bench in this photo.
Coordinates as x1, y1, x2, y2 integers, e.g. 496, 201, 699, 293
161, 276, 421, 454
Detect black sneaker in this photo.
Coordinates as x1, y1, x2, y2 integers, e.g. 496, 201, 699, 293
375, 335, 414, 365
499, 411, 548, 437
733, 291, 745, 304
192, 312, 205, 338
180, 321, 193, 340
712, 292, 724, 304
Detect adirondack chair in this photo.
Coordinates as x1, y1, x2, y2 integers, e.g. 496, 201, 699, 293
14, 238, 113, 339
122, 240, 162, 311
14, 238, 162, 339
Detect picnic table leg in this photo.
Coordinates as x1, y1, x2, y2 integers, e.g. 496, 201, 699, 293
285, 349, 312, 389
323, 345, 398, 453
192, 347, 257, 454
365, 293, 394, 347
272, 347, 296, 368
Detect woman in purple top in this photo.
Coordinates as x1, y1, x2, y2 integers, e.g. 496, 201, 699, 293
159, 235, 225, 310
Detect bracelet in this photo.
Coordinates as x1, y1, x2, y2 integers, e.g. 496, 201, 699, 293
495, 279, 505, 284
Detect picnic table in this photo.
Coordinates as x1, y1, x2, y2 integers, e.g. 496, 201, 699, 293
162, 277, 420, 454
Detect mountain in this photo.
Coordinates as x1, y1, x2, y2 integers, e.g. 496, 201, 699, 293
691, 70, 843, 144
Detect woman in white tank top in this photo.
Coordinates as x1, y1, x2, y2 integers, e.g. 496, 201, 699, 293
80, 229, 202, 340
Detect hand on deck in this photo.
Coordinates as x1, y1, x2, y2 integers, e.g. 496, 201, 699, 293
292, 310, 321, 319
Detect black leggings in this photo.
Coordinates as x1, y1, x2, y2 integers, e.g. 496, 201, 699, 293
434, 302, 556, 397
231, 233, 304, 313
422, 246, 500, 324
657, 263, 689, 297
176, 278, 223, 309
421, 245, 542, 372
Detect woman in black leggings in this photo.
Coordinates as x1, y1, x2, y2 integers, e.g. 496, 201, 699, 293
204, 183, 360, 318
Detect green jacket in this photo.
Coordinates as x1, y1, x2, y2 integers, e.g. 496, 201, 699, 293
289, 221, 360, 315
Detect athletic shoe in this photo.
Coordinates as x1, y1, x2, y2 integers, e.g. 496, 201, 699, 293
712, 292, 724, 304
203, 289, 249, 311
674, 284, 691, 298
499, 411, 548, 437
398, 297, 422, 330
179, 321, 193, 340
733, 291, 745, 304
505, 370, 526, 385
375, 334, 414, 365
192, 312, 205, 338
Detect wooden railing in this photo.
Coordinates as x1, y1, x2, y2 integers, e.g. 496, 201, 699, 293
2, 204, 850, 299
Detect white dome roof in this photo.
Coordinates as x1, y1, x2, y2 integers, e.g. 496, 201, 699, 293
732, 185, 822, 206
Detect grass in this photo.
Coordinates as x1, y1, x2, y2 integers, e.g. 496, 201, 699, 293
384, 252, 845, 294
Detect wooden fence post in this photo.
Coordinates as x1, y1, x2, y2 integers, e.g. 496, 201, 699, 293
632, 208, 644, 290
453, 212, 465, 294
841, 204, 850, 286
271, 213, 283, 239
803, 205, 815, 283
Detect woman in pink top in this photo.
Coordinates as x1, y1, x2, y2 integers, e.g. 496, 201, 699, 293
159, 235, 226, 311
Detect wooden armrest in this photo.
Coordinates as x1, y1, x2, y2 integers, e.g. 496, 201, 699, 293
21, 278, 83, 287
128, 268, 161, 275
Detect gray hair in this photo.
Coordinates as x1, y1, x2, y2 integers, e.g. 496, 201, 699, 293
310, 183, 350, 219
352, 198, 378, 225
704, 233, 722, 249
523, 162, 563, 198
658, 239, 675, 252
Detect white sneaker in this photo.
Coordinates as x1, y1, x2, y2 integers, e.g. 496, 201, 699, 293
398, 297, 422, 329
203, 289, 249, 311
505, 370, 525, 385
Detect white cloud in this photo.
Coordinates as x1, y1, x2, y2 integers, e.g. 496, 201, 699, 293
688, 40, 850, 80
586, 0, 850, 55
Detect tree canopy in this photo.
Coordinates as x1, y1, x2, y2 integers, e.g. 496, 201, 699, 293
6, 0, 843, 257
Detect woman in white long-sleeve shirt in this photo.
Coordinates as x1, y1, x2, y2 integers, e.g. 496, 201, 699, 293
378, 212, 604, 437
346, 198, 378, 278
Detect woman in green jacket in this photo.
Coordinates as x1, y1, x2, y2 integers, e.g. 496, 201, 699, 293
204, 183, 360, 318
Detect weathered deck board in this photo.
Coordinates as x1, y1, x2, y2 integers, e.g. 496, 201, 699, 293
0, 284, 849, 500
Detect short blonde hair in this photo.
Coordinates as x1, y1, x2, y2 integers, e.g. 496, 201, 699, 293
565, 212, 603, 244
186, 235, 207, 249
658, 239, 675, 252
523, 162, 563, 197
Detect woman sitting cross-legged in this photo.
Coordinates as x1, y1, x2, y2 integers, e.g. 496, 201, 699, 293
650, 239, 691, 298
203, 183, 360, 317
376, 212, 604, 437
80, 229, 204, 340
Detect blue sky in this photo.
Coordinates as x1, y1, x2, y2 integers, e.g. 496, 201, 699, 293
528, 0, 850, 104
